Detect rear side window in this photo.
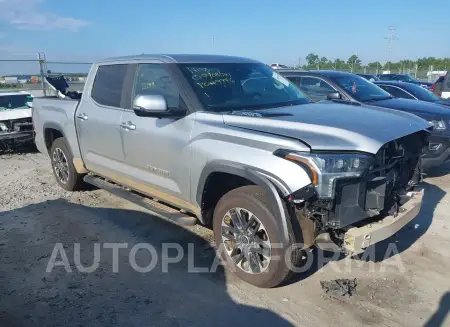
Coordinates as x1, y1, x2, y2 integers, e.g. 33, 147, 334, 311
379, 85, 414, 99
91, 64, 128, 107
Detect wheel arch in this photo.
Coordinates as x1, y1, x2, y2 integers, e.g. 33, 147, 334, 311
196, 161, 291, 245
43, 122, 66, 154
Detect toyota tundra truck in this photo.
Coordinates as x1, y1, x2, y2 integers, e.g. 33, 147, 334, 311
32, 54, 430, 288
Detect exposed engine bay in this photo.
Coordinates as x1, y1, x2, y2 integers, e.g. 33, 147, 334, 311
294, 130, 428, 251
0, 92, 34, 150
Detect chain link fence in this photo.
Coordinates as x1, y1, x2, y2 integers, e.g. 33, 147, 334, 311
0, 54, 90, 96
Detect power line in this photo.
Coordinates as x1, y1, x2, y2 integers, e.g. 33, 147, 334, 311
384, 25, 399, 70
0, 60, 92, 64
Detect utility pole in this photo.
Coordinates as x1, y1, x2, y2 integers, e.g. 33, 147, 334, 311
37, 52, 48, 96
298, 57, 301, 69
384, 26, 398, 73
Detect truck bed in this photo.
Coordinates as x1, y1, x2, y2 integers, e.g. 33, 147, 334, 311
32, 96, 82, 159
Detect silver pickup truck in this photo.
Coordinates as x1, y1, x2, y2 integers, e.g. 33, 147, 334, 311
33, 54, 430, 288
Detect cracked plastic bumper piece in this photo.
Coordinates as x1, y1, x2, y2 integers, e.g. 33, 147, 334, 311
343, 189, 424, 254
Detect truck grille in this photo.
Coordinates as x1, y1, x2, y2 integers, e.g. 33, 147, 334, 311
2, 118, 32, 132
372, 131, 425, 194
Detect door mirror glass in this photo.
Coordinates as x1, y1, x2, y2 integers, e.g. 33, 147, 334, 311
133, 94, 168, 113
327, 92, 342, 100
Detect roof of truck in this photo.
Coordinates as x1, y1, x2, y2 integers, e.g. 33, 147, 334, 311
97, 54, 260, 64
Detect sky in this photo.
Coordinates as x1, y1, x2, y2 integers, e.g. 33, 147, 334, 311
1, 0, 449, 74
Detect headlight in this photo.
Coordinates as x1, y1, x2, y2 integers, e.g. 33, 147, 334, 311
276, 151, 374, 198
429, 120, 446, 130
0, 122, 8, 132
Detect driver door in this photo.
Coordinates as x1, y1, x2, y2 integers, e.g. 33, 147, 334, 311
118, 63, 195, 210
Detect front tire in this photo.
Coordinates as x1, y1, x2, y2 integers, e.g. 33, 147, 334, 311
213, 185, 301, 288
50, 137, 85, 191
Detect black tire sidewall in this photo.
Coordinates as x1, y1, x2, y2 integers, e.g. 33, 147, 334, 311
50, 138, 79, 191
213, 187, 292, 288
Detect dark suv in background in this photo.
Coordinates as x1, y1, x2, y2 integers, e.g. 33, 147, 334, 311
278, 70, 450, 170
377, 73, 433, 88
374, 81, 450, 107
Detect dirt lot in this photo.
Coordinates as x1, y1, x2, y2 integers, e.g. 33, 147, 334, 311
0, 150, 449, 327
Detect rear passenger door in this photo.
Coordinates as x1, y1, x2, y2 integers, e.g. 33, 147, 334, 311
118, 62, 195, 210
76, 63, 135, 178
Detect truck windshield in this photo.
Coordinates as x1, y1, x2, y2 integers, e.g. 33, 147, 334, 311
0, 94, 32, 111
178, 63, 310, 112
330, 75, 393, 102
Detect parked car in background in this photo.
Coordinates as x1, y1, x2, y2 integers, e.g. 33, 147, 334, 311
279, 70, 450, 170
33, 54, 430, 288
430, 75, 445, 97
439, 71, 450, 99
357, 74, 379, 82
0, 91, 34, 149
374, 81, 450, 107
270, 63, 290, 70
377, 73, 433, 88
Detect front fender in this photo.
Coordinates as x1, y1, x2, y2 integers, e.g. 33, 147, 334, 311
196, 161, 291, 244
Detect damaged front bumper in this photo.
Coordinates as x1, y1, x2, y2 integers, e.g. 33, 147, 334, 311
342, 190, 423, 254
315, 190, 424, 254
0, 130, 33, 142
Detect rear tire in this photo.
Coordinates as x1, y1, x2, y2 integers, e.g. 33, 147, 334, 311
213, 185, 303, 288
50, 137, 85, 191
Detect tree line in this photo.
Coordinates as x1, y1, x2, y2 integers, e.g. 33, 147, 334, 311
302, 53, 450, 72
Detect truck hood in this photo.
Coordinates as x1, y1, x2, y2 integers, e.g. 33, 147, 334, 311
0, 108, 32, 121
222, 102, 430, 154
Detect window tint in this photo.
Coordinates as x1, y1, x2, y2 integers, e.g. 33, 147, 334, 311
91, 64, 128, 107
331, 75, 392, 102
379, 85, 414, 99
298, 76, 335, 101
133, 64, 184, 109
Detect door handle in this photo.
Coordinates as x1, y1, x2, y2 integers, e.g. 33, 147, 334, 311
120, 121, 136, 130
76, 113, 88, 120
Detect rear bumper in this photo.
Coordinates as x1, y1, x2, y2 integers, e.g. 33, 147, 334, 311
342, 189, 423, 254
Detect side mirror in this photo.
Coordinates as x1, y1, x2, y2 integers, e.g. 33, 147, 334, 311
327, 92, 342, 100
133, 94, 169, 117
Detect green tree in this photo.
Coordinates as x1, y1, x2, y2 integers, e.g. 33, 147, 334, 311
332, 58, 345, 70
347, 55, 361, 72
306, 53, 319, 69
319, 56, 328, 68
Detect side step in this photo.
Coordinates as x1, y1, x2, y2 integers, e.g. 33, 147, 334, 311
83, 175, 197, 226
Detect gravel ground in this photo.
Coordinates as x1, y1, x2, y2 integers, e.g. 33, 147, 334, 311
0, 151, 449, 327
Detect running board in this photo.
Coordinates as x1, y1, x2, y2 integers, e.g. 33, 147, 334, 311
83, 175, 197, 226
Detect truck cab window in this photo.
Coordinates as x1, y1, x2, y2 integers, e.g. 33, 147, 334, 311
91, 64, 128, 108
133, 64, 184, 109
